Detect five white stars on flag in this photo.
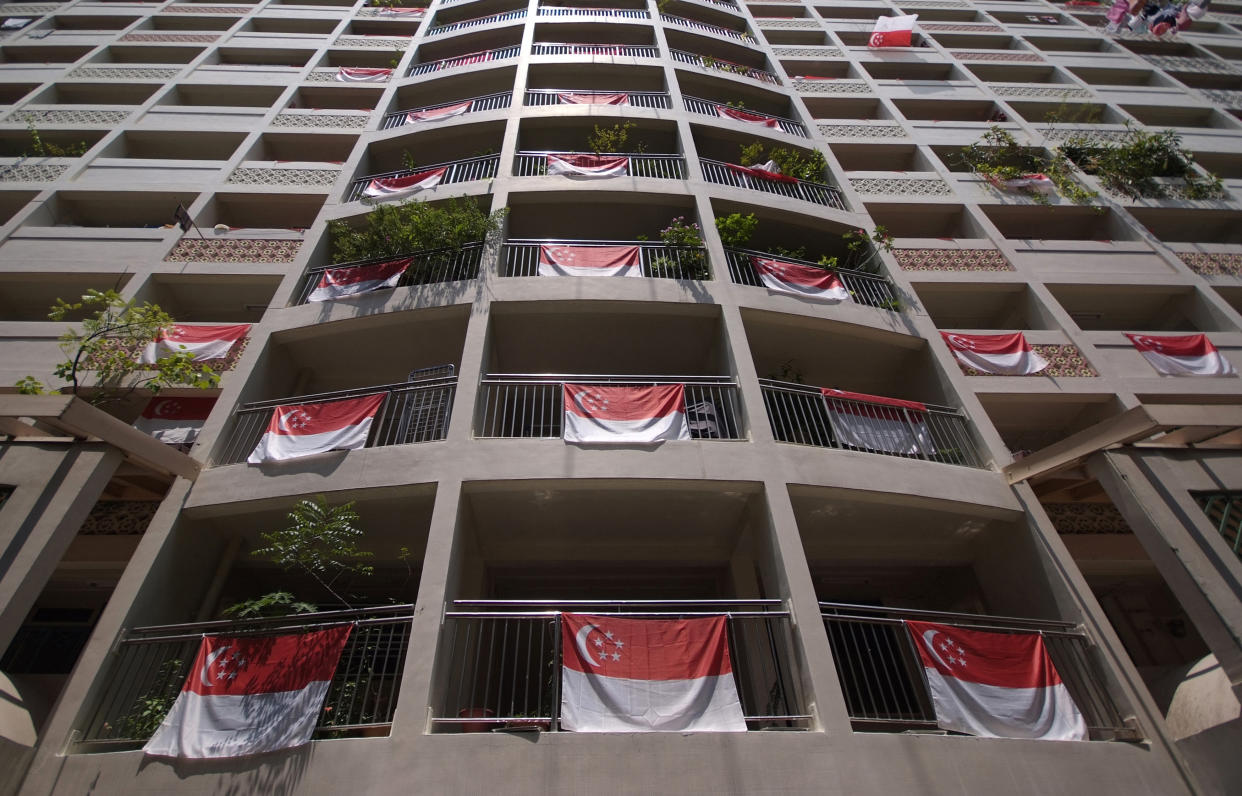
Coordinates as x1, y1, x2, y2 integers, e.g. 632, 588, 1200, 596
590, 627, 625, 662
214, 650, 248, 682
282, 409, 313, 431
938, 637, 968, 668
575, 390, 610, 414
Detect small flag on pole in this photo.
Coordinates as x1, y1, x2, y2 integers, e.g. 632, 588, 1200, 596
173, 204, 193, 232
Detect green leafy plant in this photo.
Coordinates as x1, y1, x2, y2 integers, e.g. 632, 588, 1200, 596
649, 216, 708, 279
16, 289, 220, 404
400, 150, 418, 172
738, 140, 826, 182
958, 126, 1097, 206
111, 658, 184, 740
724, 99, 747, 110
1059, 124, 1225, 201
328, 197, 507, 263
222, 590, 317, 619
24, 123, 88, 158
714, 212, 758, 248
586, 121, 645, 155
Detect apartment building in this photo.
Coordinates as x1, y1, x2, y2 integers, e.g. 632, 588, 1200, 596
1, 0, 1241, 791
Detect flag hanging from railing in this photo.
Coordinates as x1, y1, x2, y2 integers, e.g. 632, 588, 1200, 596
141, 324, 250, 364
336, 67, 393, 82
144, 626, 352, 758
247, 393, 386, 463
726, 161, 798, 184
406, 101, 472, 123
989, 173, 1055, 195
869, 14, 918, 47
133, 396, 217, 445
1125, 333, 1236, 376
547, 154, 630, 178
821, 389, 936, 455
538, 244, 642, 277
751, 256, 850, 301
562, 384, 690, 443
377, 6, 424, 15
558, 92, 629, 105
560, 614, 747, 732
308, 257, 411, 302
906, 620, 1087, 741
715, 105, 778, 128
363, 167, 447, 200
940, 332, 1049, 375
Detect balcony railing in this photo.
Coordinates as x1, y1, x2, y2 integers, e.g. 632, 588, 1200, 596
216, 376, 456, 465
531, 42, 659, 57
433, 600, 808, 731
819, 602, 1135, 740
381, 92, 512, 128
670, 49, 780, 83
724, 248, 895, 309
682, 94, 808, 137
426, 8, 526, 35
76, 605, 414, 748
406, 45, 520, 76
700, 157, 846, 209
513, 151, 687, 179
476, 374, 742, 439
524, 88, 671, 108
660, 13, 754, 42
294, 243, 485, 304
345, 154, 500, 202
503, 239, 709, 280
759, 379, 985, 468
537, 6, 650, 18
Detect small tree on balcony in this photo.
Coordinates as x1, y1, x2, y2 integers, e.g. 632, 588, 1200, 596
738, 140, 827, 182
958, 126, 1097, 206
1058, 125, 1225, 201
327, 197, 507, 264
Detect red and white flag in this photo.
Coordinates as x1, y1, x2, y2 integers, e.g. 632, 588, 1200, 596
405, 100, 472, 123
715, 105, 778, 128
560, 614, 747, 732
307, 257, 410, 302
1126, 333, 1236, 377
941, 332, 1049, 375
869, 14, 918, 47
751, 256, 850, 302
563, 384, 690, 443
727, 162, 798, 184
547, 154, 629, 178
821, 389, 935, 456
362, 166, 446, 199
144, 626, 352, 758
133, 396, 217, 445
141, 324, 250, 364
991, 173, 1055, 195
539, 244, 641, 277
906, 620, 1087, 741
558, 91, 628, 105
435, 50, 492, 70
335, 67, 392, 82
247, 393, 385, 464
377, 6, 424, 15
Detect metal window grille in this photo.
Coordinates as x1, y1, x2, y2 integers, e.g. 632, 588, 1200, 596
425, 9, 526, 35
513, 151, 686, 179
475, 374, 743, 439
406, 46, 519, 76
76, 606, 414, 748
681, 95, 808, 137
295, 244, 484, 304
531, 42, 659, 57
502, 239, 710, 280
346, 154, 500, 202
759, 379, 984, 468
523, 89, 671, 108
724, 248, 895, 309
669, 49, 780, 83
433, 600, 808, 732
1194, 492, 1242, 558
700, 157, 846, 209
381, 92, 512, 129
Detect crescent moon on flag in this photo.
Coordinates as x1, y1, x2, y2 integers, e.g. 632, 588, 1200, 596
946, 335, 972, 350
574, 623, 602, 667
154, 400, 179, 418
200, 645, 229, 687
922, 629, 954, 670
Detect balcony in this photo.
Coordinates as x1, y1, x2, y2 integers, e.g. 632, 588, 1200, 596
724, 248, 896, 309
76, 605, 413, 748
513, 151, 687, 179
433, 600, 807, 731
502, 238, 708, 280
531, 42, 658, 57
671, 49, 780, 83
537, 6, 651, 19
426, 8, 527, 36
216, 375, 456, 465
820, 602, 1134, 739
476, 374, 741, 439
381, 91, 512, 128
660, 12, 754, 42
525, 88, 671, 108
683, 95, 807, 137
294, 244, 485, 304
406, 45, 521, 76
759, 380, 984, 467
700, 157, 845, 209
345, 154, 500, 202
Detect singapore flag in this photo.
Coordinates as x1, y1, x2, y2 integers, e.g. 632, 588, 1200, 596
869, 14, 918, 47
362, 166, 447, 200
144, 626, 351, 759
539, 244, 642, 277
1125, 333, 1236, 377
560, 614, 747, 732
940, 332, 1049, 376
563, 384, 691, 443
546, 154, 630, 178
247, 393, 386, 464
907, 620, 1087, 741
406, 100, 472, 123
133, 396, 217, 445
307, 257, 411, 302
751, 256, 850, 301
821, 388, 935, 456
141, 324, 250, 364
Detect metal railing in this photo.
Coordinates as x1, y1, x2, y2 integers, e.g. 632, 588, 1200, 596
759, 379, 984, 468
1194, 492, 1242, 558
660, 13, 754, 41
77, 606, 414, 747
670, 49, 780, 83
524, 88, 671, 108
724, 248, 895, 309
381, 92, 511, 128
531, 42, 659, 57
819, 602, 1135, 740
701, 157, 845, 209
537, 6, 650, 18
682, 94, 808, 137
406, 45, 520, 76
216, 377, 456, 465
502, 239, 710, 280
476, 374, 742, 439
426, 8, 526, 35
513, 151, 686, 179
345, 154, 500, 202
433, 600, 808, 731
294, 243, 484, 304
